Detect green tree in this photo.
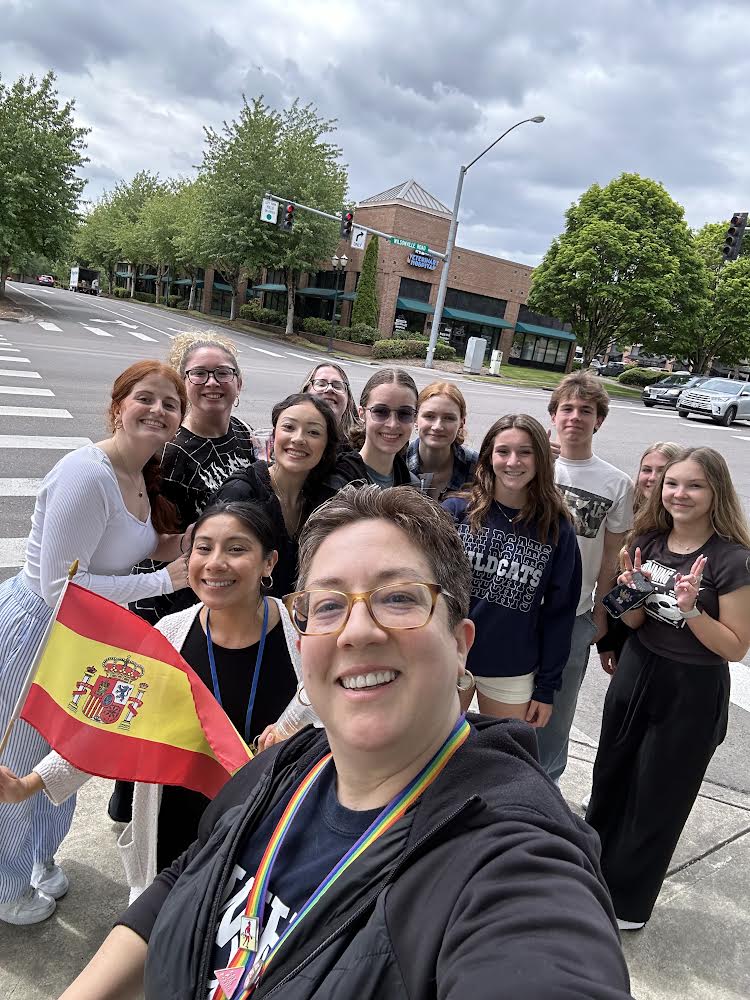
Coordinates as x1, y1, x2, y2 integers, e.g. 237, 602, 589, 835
75, 191, 124, 293
527, 173, 709, 365
112, 171, 167, 298
0, 71, 89, 295
172, 181, 208, 309
140, 182, 185, 303
350, 233, 379, 328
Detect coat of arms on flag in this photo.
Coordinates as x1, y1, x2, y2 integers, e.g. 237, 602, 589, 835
69, 657, 148, 729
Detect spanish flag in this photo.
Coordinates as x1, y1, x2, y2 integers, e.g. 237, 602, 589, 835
14, 581, 253, 798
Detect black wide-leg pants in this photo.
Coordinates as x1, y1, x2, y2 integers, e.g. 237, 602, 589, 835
586, 635, 730, 923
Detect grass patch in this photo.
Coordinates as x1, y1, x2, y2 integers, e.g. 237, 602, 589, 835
466, 364, 641, 399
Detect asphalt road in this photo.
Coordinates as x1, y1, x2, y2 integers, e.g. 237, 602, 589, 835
1, 280, 749, 798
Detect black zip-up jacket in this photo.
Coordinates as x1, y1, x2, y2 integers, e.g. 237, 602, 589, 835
121, 717, 632, 999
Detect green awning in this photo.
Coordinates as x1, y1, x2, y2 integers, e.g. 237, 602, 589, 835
442, 307, 512, 329
396, 296, 434, 314
140, 274, 158, 280
173, 278, 204, 287
116, 270, 131, 278
297, 287, 337, 299
340, 291, 356, 301
213, 282, 233, 292
253, 283, 287, 292
515, 322, 575, 342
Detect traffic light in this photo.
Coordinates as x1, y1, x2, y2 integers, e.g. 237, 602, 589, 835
282, 202, 295, 231
340, 209, 354, 238
722, 212, 747, 261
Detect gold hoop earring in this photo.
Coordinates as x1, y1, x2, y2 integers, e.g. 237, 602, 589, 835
261, 574, 274, 590
296, 683, 311, 707
234, 396, 240, 408
457, 670, 475, 692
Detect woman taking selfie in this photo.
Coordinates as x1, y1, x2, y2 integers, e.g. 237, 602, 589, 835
443, 414, 580, 729
587, 446, 750, 931
407, 382, 478, 499
0, 502, 302, 903
0, 361, 190, 925
353, 368, 420, 488
213, 393, 340, 596
59, 486, 631, 1000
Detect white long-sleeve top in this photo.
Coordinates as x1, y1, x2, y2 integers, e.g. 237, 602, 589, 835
20, 445, 174, 607
35, 599, 305, 901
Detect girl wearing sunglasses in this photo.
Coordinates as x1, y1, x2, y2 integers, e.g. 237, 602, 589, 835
352, 369, 421, 489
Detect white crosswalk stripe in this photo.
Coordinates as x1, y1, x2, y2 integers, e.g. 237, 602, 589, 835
0, 369, 42, 378
37, 321, 62, 332
82, 325, 114, 337
0, 356, 30, 363
128, 331, 157, 342
0, 385, 54, 396
0, 538, 27, 568
0, 435, 91, 449
0, 406, 72, 419
0, 479, 42, 496
0, 347, 21, 352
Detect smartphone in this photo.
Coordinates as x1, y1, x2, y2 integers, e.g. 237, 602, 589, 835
602, 573, 655, 619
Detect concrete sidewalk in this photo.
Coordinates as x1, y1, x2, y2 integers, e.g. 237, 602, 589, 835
1, 751, 748, 999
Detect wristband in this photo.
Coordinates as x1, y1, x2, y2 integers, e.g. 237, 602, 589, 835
680, 606, 701, 619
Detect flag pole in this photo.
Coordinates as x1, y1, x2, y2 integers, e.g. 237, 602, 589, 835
0, 561, 78, 761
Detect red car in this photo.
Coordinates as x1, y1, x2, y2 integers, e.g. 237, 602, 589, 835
37, 275, 55, 286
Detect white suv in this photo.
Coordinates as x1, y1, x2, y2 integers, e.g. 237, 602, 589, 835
678, 378, 750, 426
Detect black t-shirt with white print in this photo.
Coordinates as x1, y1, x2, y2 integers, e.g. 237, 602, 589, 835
206, 764, 412, 998
632, 530, 750, 666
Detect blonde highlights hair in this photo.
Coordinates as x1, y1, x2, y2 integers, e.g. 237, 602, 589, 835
633, 441, 682, 513
168, 331, 240, 377
300, 361, 361, 442
417, 381, 468, 446
632, 446, 750, 548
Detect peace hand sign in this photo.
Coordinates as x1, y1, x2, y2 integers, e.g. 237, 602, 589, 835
617, 547, 651, 588
674, 555, 707, 613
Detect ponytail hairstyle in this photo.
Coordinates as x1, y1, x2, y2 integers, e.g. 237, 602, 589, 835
462, 413, 571, 545
107, 361, 187, 534
350, 367, 418, 450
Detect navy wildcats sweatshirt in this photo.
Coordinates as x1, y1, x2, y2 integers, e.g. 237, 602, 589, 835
443, 497, 582, 704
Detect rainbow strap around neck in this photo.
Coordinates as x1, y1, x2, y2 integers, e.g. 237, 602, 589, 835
213, 715, 471, 1000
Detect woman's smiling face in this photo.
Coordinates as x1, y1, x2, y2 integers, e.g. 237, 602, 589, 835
359, 384, 417, 457
272, 401, 328, 474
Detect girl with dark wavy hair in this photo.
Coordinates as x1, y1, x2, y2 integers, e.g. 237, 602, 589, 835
443, 413, 581, 730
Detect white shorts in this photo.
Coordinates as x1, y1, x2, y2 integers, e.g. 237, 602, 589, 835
474, 672, 535, 704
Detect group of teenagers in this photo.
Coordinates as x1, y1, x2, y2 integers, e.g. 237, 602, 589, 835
0, 330, 748, 999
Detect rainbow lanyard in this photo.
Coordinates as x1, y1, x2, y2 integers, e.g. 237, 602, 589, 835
212, 715, 471, 1000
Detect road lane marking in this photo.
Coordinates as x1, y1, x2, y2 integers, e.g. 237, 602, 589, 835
38, 321, 62, 332
0, 355, 30, 363
633, 410, 678, 419
0, 538, 27, 568
0, 369, 42, 378
0, 478, 42, 496
0, 347, 21, 351
7, 283, 59, 311
86, 318, 138, 328
128, 331, 157, 342
82, 300, 174, 339
732, 435, 750, 441
285, 352, 319, 361
0, 405, 72, 419
82, 325, 114, 337
245, 345, 283, 357
168, 327, 193, 334
0, 435, 91, 449
0, 385, 54, 396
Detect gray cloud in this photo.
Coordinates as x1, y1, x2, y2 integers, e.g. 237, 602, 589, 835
1, 0, 748, 263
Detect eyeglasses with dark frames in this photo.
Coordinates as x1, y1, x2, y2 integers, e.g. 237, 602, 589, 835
184, 366, 238, 385
365, 404, 417, 424
283, 582, 454, 636
311, 378, 347, 394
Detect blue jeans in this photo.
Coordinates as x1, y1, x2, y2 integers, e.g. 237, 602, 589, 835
536, 611, 598, 783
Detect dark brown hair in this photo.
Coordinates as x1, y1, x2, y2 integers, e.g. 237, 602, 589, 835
107, 361, 187, 534
350, 367, 418, 449
271, 392, 341, 497
462, 413, 571, 544
548, 371, 610, 420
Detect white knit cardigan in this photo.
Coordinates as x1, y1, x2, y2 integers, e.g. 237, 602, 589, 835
35, 599, 303, 902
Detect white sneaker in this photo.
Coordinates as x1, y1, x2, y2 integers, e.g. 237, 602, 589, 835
581, 791, 591, 811
32, 860, 69, 899
0, 886, 56, 925
617, 917, 646, 931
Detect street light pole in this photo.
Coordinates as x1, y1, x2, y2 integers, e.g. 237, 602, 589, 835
328, 254, 348, 353
424, 115, 545, 369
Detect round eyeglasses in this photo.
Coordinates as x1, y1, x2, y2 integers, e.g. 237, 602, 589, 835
185, 366, 238, 385
284, 582, 454, 636
311, 378, 346, 394
365, 405, 416, 424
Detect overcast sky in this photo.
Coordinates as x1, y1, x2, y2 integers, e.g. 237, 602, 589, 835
2, 0, 748, 265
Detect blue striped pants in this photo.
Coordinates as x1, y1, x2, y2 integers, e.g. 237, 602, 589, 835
0, 575, 76, 902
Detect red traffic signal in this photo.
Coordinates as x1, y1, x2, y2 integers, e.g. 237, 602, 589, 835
282, 203, 295, 230
340, 209, 354, 238
722, 211, 747, 260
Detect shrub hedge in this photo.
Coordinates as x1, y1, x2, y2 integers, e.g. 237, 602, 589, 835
239, 304, 286, 326
348, 323, 378, 345
372, 339, 456, 361
176, 300, 189, 310
393, 327, 428, 341
302, 317, 331, 336
166, 295, 180, 308
133, 291, 156, 303
617, 367, 667, 387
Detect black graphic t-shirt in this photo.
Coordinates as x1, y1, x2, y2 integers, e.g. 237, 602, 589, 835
632, 530, 750, 665
206, 765, 412, 998
131, 418, 256, 624
442, 498, 581, 702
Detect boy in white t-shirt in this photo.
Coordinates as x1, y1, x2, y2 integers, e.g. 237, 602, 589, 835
536, 373, 634, 782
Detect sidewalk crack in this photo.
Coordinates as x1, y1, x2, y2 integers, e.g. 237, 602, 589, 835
665, 823, 750, 879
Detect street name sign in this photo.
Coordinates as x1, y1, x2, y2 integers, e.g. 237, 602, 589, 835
261, 197, 279, 224
390, 237, 430, 253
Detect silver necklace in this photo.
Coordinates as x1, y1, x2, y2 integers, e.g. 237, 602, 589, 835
114, 440, 144, 498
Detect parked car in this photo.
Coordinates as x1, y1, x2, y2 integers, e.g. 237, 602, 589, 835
598, 362, 627, 378
678, 378, 750, 426
642, 374, 706, 408
36, 275, 54, 286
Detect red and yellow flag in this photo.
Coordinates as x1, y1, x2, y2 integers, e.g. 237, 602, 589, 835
20, 582, 253, 798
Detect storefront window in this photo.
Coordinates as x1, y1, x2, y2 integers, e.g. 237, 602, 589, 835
508, 331, 571, 371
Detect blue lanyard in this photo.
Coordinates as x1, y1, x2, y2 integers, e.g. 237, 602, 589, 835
205, 598, 269, 743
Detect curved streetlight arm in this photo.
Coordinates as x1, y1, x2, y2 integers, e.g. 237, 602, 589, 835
464, 116, 545, 173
